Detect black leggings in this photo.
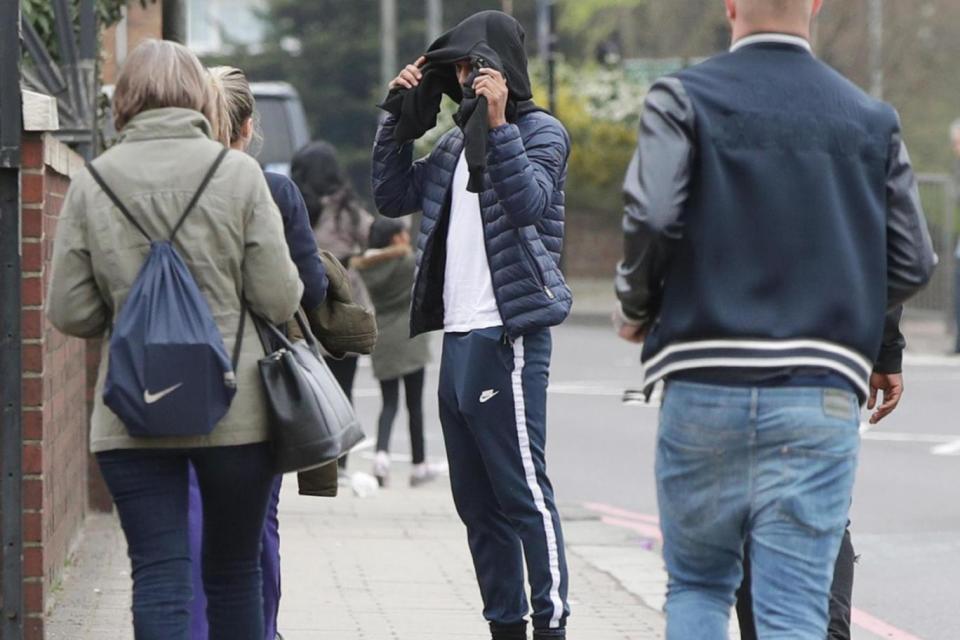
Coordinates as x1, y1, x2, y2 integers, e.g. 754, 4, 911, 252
736, 527, 855, 639
376, 368, 426, 464
325, 355, 358, 470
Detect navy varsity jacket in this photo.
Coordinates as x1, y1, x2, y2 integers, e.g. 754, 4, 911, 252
616, 34, 937, 400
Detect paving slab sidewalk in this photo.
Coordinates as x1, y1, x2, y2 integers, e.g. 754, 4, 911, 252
47, 470, 666, 639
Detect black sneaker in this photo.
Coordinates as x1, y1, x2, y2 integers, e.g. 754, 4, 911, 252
533, 630, 566, 639
490, 621, 527, 640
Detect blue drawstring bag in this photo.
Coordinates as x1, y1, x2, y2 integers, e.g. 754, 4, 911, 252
86, 149, 243, 438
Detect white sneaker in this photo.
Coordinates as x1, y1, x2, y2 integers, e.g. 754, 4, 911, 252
410, 462, 439, 487
373, 451, 391, 488
349, 472, 380, 498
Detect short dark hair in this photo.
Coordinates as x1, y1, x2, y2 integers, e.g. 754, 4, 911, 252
368, 217, 407, 249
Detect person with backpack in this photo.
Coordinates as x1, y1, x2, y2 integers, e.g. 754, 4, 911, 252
180, 65, 329, 640
373, 11, 574, 639
291, 141, 375, 474
46, 40, 303, 640
351, 217, 435, 488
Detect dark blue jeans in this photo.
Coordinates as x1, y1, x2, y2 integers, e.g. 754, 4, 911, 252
188, 468, 283, 640
96, 443, 275, 640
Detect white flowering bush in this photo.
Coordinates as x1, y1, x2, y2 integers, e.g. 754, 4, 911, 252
551, 63, 648, 129
536, 63, 648, 214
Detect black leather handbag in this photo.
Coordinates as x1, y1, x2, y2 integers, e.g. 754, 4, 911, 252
253, 310, 365, 474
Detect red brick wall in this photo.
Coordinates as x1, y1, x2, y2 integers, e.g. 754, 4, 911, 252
86, 338, 112, 513
19, 133, 90, 640
101, 2, 163, 84
564, 209, 623, 279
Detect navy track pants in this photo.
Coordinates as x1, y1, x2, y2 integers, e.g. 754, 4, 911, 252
438, 326, 570, 631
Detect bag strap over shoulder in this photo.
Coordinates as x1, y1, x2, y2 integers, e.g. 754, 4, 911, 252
231, 304, 247, 374
85, 147, 230, 243
85, 162, 153, 242
170, 147, 230, 241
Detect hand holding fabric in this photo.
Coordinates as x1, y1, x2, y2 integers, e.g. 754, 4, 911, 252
389, 56, 426, 90
474, 68, 508, 128
376, 11, 539, 193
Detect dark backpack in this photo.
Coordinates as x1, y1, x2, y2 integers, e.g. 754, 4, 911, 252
86, 148, 244, 438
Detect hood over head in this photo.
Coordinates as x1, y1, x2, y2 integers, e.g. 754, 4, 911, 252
378, 10, 541, 193
422, 10, 532, 105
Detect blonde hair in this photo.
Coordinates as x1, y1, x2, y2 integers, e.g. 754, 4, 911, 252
113, 39, 219, 132
207, 66, 257, 147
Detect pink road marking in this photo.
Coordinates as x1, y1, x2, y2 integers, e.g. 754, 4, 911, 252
588, 503, 922, 639
601, 516, 663, 542
851, 608, 924, 640
583, 502, 660, 525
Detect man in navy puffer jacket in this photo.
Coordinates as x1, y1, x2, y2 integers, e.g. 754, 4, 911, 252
372, 11, 572, 640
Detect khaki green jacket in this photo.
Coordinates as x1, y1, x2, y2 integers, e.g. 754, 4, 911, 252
46, 108, 303, 453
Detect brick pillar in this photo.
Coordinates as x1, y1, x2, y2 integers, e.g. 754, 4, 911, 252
19, 132, 89, 640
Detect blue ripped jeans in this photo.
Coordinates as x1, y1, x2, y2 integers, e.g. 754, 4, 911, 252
656, 381, 860, 640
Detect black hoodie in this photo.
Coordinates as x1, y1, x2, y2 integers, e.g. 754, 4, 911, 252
378, 11, 541, 192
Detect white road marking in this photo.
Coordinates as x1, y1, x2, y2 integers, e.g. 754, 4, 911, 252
547, 383, 627, 397
356, 450, 451, 472
350, 437, 377, 453
931, 439, 960, 456
861, 431, 958, 444
903, 352, 960, 368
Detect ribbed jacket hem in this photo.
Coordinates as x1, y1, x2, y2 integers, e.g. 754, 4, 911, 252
90, 429, 269, 454
642, 338, 873, 401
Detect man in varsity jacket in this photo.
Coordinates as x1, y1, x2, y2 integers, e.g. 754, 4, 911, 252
614, 0, 936, 637
373, 11, 572, 640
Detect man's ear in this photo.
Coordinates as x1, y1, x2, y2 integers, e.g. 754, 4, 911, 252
724, 0, 737, 21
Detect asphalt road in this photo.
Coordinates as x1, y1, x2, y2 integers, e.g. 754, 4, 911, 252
348, 323, 960, 640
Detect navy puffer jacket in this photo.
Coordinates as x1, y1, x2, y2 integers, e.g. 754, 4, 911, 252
372, 112, 573, 338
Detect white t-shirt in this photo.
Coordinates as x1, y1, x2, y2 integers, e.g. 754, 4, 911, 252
443, 152, 502, 333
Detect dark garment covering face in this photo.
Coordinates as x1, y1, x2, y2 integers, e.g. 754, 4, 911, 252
378, 10, 541, 192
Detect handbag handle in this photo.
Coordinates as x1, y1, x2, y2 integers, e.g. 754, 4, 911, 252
293, 308, 323, 356
248, 305, 323, 359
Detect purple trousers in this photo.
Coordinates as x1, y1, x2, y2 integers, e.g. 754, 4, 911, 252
188, 464, 282, 640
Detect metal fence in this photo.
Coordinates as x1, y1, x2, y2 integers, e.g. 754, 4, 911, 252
911, 174, 957, 330
1, 4, 23, 638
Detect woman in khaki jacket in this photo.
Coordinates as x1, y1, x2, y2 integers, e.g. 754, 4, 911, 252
46, 40, 302, 640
